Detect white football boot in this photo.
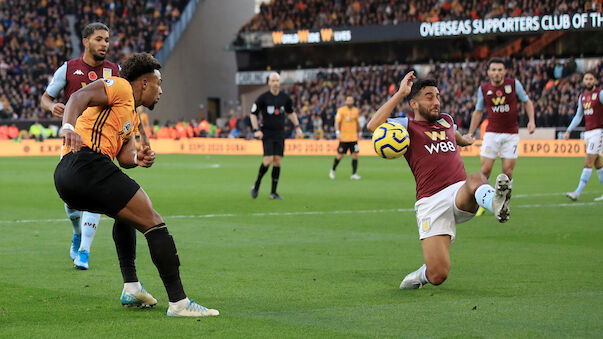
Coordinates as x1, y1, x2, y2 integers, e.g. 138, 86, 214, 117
492, 173, 512, 223
350, 173, 361, 180
166, 299, 220, 317
565, 191, 580, 201
594, 194, 603, 202
400, 265, 427, 289
329, 169, 336, 179
120, 284, 157, 308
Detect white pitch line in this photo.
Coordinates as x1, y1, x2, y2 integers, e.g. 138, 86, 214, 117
0, 201, 599, 224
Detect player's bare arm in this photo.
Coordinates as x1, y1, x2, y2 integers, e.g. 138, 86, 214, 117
287, 112, 303, 137
335, 119, 341, 139
250, 113, 263, 139
117, 136, 155, 169
525, 99, 536, 134
60, 81, 110, 152
136, 107, 151, 148
467, 109, 483, 137
367, 71, 415, 132
41, 92, 66, 118
456, 130, 474, 147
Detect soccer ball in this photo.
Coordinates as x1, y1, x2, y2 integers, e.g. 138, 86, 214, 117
372, 122, 410, 159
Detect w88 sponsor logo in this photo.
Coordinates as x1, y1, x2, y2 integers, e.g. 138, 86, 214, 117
492, 104, 510, 113
424, 141, 456, 154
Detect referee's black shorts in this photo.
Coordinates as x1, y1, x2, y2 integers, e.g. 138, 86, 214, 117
337, 141, 359, 154
262, 138, 285, 156
54, 147, 140, 217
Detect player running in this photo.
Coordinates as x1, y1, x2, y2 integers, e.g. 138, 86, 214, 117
330, 96, 362, 180
367, 72, 512, 289
466, 58, 535, 216
54, 53, 219, 317
41, 23, 120, 270
564, 71, 603, 201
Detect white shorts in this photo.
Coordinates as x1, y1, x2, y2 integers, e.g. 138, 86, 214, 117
414, 181, 475, 243
481, 132, 520, 159
584, 129, 603, 155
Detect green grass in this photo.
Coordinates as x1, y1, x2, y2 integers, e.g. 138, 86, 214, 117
0, 154, 602, 338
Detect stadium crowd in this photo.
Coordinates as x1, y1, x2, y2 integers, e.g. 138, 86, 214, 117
0, 0, 190, 121
286, 57, 602, 139
238, 0, 598, 33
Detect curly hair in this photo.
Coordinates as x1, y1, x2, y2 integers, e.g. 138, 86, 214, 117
408, 78, 438, 100
120, 53, 162, 82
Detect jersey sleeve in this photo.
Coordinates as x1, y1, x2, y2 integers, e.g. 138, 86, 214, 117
251, 96, 262, 115
515, 79, 529, 102
285, 95, 294, 114
475, 86, 485, 111
103, 77, 130, 106
599, 90, 603, 104
335, 108, 342, 122
567, 95, 584, 132
45, 62, 68, 98
387, 117, 409, 129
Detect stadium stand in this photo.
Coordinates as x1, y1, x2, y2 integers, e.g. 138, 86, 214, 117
288, 58, 603, 139
0, 0, 190, 121
238, 0, 594, 33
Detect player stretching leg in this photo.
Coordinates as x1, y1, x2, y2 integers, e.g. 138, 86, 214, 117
367, 72, 511, 289
467, 58, 535, 216
564, 71, 603, 201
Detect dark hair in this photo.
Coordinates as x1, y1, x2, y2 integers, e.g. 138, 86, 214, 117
487, 57, 506, 69
120, 53, 162, 82
408, 78, 438, 100
82, 23, 109, 38
584, 70, 597, 78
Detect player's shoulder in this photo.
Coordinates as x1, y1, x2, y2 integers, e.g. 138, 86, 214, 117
103, 77, 131, 92
439, 113, 454, 125
103, 60, 119, 68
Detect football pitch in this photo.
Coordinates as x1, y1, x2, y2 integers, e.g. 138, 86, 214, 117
1, 154, 602, 338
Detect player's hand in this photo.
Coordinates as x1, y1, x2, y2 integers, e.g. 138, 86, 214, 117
527, 120, 536, 134
137, 146, 155, 168
563, 131, 570, 140
254, 130, 263, 139
295, 127, 303, 138
61, 129, 83, 152
52, 103, 65, 118
462, 134, 475, 145
397, 71, 416, 97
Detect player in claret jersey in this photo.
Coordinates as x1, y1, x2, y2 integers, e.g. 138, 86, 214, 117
467, 58, 535, 216
564, 71, 603, 202
367, 72, 512, 290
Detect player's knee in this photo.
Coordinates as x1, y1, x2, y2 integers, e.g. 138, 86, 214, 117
427, 267, 448, 285
151, 210, 164, 225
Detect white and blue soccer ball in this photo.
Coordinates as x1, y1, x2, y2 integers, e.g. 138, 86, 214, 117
372, 122, 410, 159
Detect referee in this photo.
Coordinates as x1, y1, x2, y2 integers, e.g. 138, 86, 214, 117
250, 72, 303, 200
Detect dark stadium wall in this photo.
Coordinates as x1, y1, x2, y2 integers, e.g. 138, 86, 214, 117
150, 0, 254, 124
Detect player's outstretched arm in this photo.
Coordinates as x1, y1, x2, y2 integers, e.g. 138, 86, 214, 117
61, 81, 109, 152
524, 99, 536, 134
367, 71, 415, 132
